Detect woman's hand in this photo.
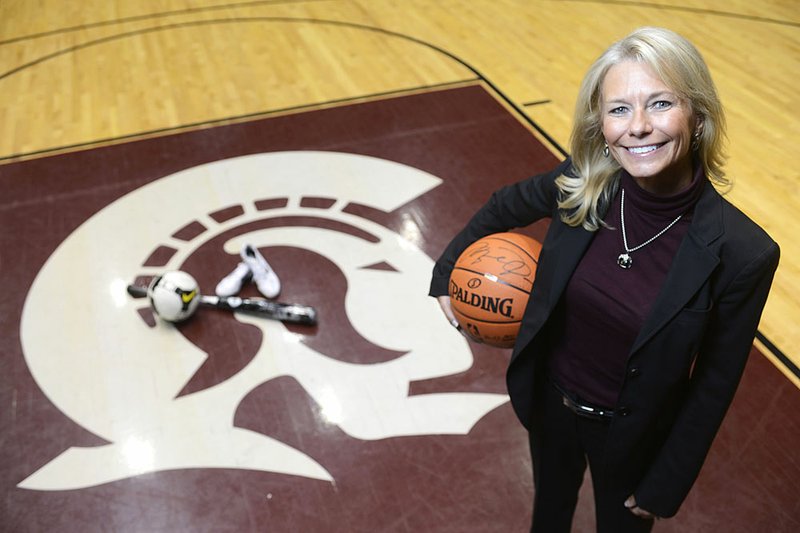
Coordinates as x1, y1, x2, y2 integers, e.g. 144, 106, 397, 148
438, 295, 479, 343
624, 495, 658, 520
437, 295, 460, 329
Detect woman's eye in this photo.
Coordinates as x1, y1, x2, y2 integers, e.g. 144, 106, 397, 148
609, 106, 627, 115
652, 100, 673, 110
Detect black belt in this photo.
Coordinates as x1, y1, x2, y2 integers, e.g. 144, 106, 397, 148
550, 380, 616, 421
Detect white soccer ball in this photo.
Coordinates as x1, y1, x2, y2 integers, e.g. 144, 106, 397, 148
147, 271, 201, 322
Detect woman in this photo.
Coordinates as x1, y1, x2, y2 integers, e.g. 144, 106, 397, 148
429, 27, 779, 532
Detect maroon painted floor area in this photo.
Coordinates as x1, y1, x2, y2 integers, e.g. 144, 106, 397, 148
1, 84, 798, 532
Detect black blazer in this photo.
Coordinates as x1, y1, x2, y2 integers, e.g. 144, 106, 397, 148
430, 158, 780, 517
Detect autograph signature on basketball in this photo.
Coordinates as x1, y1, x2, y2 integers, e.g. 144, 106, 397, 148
466, 242, 533, 281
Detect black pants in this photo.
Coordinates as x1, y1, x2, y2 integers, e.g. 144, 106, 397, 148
529, 381, 654, 533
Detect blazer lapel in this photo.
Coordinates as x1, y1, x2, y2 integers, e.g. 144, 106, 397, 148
513, 220, 595, 355
544, 224, 596, 310
629, 181, 724, 354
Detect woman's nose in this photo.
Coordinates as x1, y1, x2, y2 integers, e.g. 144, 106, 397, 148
628, 108, 653, 136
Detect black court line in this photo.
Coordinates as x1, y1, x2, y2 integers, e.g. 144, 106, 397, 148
0, 0, 329, 45
522, 100, 552, 107
552, 0, 800, 28
2, 0, 796, 46
1, 15, 793, 383
757, 332, 800, 380
0, 15, 569, 158
0, 80, 478, 163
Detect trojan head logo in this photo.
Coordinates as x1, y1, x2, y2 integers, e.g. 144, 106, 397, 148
19, 151, 508, 490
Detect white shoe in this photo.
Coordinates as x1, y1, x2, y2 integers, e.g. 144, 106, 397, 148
215, 262, 251, 297
240, 244, 281, 298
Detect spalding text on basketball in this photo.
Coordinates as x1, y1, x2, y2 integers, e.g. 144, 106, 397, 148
449, 280, 515, 318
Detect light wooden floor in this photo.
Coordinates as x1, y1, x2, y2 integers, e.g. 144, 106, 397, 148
1, 0, 798, 384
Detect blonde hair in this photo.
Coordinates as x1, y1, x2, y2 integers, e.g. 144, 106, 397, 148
556, 27, 728, 230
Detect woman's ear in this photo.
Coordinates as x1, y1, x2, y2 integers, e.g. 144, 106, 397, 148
694, 114, 705, 135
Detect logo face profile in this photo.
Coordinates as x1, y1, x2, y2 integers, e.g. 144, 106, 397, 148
18, 151, 508, 491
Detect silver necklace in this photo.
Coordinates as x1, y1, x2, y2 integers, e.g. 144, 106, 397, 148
617, 189, 683, 269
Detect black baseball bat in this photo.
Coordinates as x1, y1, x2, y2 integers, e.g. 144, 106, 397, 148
127, 284, 317, 325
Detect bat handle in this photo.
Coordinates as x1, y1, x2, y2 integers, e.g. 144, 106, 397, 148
127, 284, 148, 298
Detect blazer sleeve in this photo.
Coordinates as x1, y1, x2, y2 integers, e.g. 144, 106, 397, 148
634, 238, 780, 518
428, 158, 569, 297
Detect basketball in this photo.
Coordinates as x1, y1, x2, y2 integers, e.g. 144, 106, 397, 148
449, 232, 542, 348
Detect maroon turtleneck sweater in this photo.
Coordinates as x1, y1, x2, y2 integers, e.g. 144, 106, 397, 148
548, 166, 705, 408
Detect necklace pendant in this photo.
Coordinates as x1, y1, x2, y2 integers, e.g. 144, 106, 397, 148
617, 253, 633, 269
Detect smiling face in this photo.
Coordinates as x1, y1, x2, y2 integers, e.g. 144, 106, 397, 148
601, 60, 698, 195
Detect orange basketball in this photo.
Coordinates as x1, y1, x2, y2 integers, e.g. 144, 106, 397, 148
449, 232, 542, 348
